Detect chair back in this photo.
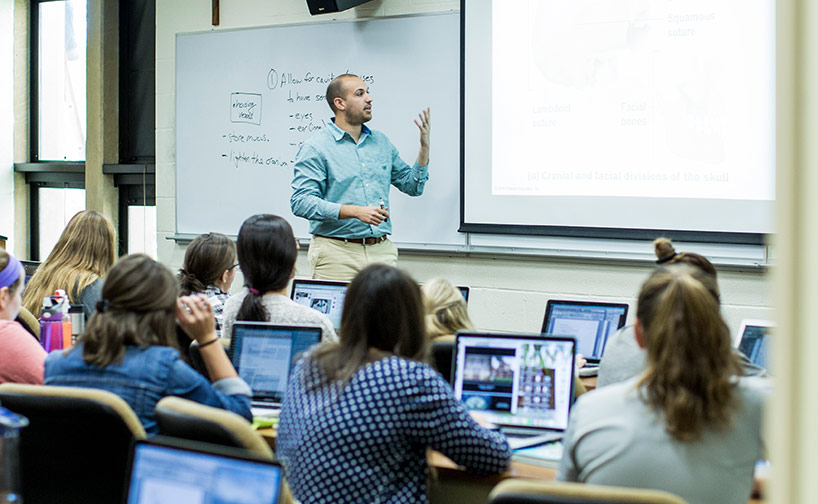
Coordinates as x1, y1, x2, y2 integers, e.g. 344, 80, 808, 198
430, 339, 455, 383
489, 479, 688, 504
15, 305, 39, 340
0, 383, 146, 504
188, 339, 212, 380
155, 396, 273, 459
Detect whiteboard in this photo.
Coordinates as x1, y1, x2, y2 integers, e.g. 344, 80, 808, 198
175, 13, 465, 247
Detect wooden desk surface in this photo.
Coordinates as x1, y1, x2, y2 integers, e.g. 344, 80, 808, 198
258, 428, 761, 503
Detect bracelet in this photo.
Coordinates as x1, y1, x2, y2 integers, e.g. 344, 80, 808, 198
197, 338, 220, 349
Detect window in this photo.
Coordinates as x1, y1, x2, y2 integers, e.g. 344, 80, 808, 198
127, 205, 157, 257
36, 0, 87, 161
37, 187, 85, 259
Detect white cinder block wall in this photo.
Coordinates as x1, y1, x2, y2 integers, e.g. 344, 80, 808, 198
155, 0, 772, 334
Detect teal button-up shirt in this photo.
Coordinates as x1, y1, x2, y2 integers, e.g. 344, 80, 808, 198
290, 120, 429, 238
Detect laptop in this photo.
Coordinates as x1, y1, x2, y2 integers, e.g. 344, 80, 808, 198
452, 332, 576, 450
458, 285, 470, 302
290, 278, 349, 331
230, 322, 322, 416
123, 437, 283, 504
20, 260, 40, 284
734, 319, 774, 372
541, 300, 629, 371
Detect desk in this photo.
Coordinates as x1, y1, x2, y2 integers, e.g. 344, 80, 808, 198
258, 424, 762, 504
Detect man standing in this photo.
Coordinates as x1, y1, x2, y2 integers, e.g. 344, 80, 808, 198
291, 74, 431, 281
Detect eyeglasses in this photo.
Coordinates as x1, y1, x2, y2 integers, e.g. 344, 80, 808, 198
230, 263, 240, 271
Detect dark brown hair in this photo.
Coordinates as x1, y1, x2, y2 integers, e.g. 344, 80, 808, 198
235, 215, 298, 322
178, 233, 236, 295
311, 264, 427, 384
637, 264, 741, 441
79, 254, 179, 367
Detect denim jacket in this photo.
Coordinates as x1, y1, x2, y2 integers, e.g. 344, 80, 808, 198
44, 343, 252, 434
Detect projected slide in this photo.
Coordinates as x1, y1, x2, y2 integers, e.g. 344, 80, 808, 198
463, 0, 775, 236
492, 0, 773, 200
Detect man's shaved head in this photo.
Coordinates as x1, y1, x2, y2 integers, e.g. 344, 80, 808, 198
326, 74, 359, 113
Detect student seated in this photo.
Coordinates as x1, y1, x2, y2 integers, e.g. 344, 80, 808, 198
558, 265, 767, 504
0, 251, 47, 384
421, 278, 474, 343
277, 264, 511, 504
221, 214, 337, 342
44, 254, 252, 434
597, 237, 766, 387
23, 210, 116, 320
178, 232, 238, 338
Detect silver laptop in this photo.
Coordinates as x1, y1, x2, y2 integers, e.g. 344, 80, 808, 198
123, 437, 283, 504
734, 319, 774, 373
453, 332, 576, 450
230, 322, 321, 416
290, 278, 349, 331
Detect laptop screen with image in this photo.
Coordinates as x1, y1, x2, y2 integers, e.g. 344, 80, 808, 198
736, 320, 773, 372
541, 300, 629, 362
453, 332, 576, 431
125, 438, 282, 504
290, 279, 349, 330
231, 323, 321, 405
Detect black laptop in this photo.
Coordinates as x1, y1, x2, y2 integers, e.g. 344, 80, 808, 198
541, 300, 629, 365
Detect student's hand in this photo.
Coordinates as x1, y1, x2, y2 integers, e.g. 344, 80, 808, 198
575, 354, 587, 370
469, 410, 498, 429
414, 107, 431, 148
176, 294, 217, 343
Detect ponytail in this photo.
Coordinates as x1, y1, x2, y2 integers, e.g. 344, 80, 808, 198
636, 265, 741, 441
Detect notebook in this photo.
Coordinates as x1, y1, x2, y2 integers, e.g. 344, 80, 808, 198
123, 437, 283, 504
290, 278, 349, 330
230, 322, 321, 415
452, 332, 576, 449
734, 319, 774, 372
541, 300, 629, 365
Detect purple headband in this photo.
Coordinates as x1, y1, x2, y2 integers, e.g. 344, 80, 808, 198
0, 254, 23, 290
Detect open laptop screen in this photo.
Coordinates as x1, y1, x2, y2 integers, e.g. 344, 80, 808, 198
736, 320, 773, 372
290, 279, 349, 330
541, 300, 629, 362
125, 438, 282, 504
453, 332, 575, 431
231, 323, 321, 405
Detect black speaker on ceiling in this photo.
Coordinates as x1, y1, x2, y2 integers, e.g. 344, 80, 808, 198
306, 0, 373, 15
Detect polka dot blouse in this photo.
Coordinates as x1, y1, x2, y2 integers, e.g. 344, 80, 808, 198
277, 355, 512, 503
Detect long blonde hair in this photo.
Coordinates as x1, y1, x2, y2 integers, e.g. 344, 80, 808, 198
636, 265, 741, 441
421, 278, 474, 338
23, 210, 116, 315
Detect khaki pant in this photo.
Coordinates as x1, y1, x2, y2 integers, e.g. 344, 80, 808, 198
308, 235, 398, 281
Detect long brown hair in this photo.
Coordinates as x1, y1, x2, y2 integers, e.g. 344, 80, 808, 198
78, 254, 179, 367
310, 264, 427, 384
23, 210, 116, 315
178, 233, 236, 295
636, 265, 741, 441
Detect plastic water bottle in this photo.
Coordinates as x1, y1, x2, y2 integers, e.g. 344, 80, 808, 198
39, 290, 71, 352
0, 407, 28, 503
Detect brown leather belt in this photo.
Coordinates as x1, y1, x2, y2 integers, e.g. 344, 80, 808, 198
316, 235, 388, 245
